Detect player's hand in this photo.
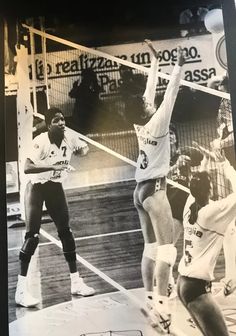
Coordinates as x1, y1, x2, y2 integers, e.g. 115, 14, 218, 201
52, 164, 68, 171
66, 165, 76, 173
144, 39, 161, 59
210, 138, 222, 151
74, 145, 89, 156
192, 141, 216, 161
177, 46, 190, 66
222, 278, 236, 296
176, 155, 191, 167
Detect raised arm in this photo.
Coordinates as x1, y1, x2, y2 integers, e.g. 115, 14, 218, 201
142, 40, 161, 114
211, 132, 235, 151
146, 47, 186, 136
220, 158, 236, 192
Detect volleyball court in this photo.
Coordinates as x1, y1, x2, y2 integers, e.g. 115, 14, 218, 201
8, 24, 236, 335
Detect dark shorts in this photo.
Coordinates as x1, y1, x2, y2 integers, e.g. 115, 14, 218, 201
25, 180, 69, 232
133, 177, 166, 206
166, 184, 188, 221
177, 275, 212, 305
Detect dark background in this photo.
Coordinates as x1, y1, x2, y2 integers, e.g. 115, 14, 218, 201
2, 0, 222, 46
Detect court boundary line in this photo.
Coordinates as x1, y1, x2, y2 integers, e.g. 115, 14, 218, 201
8, 228, 142, 252
39, 227, 188, 336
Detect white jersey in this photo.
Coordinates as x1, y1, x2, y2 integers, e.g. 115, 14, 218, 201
134, 64, 182, 182
27, 131, 88, 184
178, 163, 236, 281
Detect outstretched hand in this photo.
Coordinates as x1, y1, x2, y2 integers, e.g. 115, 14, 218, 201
192, 141, 216, 161
177, 46, 189, 66
222, 277, 236, 296
144, 39, 161, 60
176, 154, 191, 168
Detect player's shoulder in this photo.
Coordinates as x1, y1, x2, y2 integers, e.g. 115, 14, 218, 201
64, 131, 86, 149
33, 132, 49, 147
64, 130, 78, 145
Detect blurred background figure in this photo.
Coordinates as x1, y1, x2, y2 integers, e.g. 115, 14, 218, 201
69, 68, 101, 134
179, 6, 209, 37
118, 64, 146, 127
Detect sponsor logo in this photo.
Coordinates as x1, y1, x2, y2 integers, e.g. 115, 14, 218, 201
216, 35, 227, 70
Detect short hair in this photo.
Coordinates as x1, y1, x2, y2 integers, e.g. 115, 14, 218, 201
190, 171, 211, 200
44, 108, 63, 126
188, 171, 211, 224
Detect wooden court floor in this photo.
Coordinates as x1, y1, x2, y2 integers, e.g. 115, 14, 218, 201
8, 180, 236, 335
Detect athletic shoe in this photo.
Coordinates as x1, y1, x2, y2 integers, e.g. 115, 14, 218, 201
145, 296, 171, 333
70, 275, 95, 296
15, 275, 40, 308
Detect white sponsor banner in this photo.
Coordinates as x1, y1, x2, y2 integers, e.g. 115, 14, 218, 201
29, 33, 227, 114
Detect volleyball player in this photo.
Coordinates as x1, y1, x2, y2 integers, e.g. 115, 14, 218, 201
167, 142, 191, 296
15, 107, 95, 308
133, 40, 187, 331
177, 150, 236, 336
208, 74, 236, 294
210, 74, 235, 169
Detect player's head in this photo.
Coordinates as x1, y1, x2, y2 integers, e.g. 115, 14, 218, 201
45, 108, 64, 126
169, 123, 179, 158
137, 96, 156, 124
45, 108, 65, 140
180, 146, 204, 167
188, 171, 212, 224
119, 65, 134, 81
190, 171, 211, 204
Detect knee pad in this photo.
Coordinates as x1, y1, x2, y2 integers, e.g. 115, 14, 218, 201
143, 242, 158, 261
19, 232, 39, 263
58, 228, 76, 262
156, 244, 177, 266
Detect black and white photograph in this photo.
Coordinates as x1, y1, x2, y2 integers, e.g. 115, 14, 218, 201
1, 1, 236, 335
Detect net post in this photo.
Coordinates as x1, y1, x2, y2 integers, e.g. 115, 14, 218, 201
29, 24, 38, 115
16, 43, 34, 221
39, 16, 50, 109
0, 15, 9, 336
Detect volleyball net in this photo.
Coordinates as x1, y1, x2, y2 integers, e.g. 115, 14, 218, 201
14, 24, 235, 217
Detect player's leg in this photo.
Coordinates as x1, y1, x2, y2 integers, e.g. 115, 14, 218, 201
45, 182, 95, 296
144, 189, 175, 288
177, 275, 230, 336
143, 186, 176, 332
188, 294, 230, 336
134, 184, 158, 325
15, 182, 43, 307
167, 186, 185, 297
134, 183, 173, 329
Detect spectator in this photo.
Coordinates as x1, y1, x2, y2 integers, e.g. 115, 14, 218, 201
118, 65, 146, 127
69, 68, 101, 134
